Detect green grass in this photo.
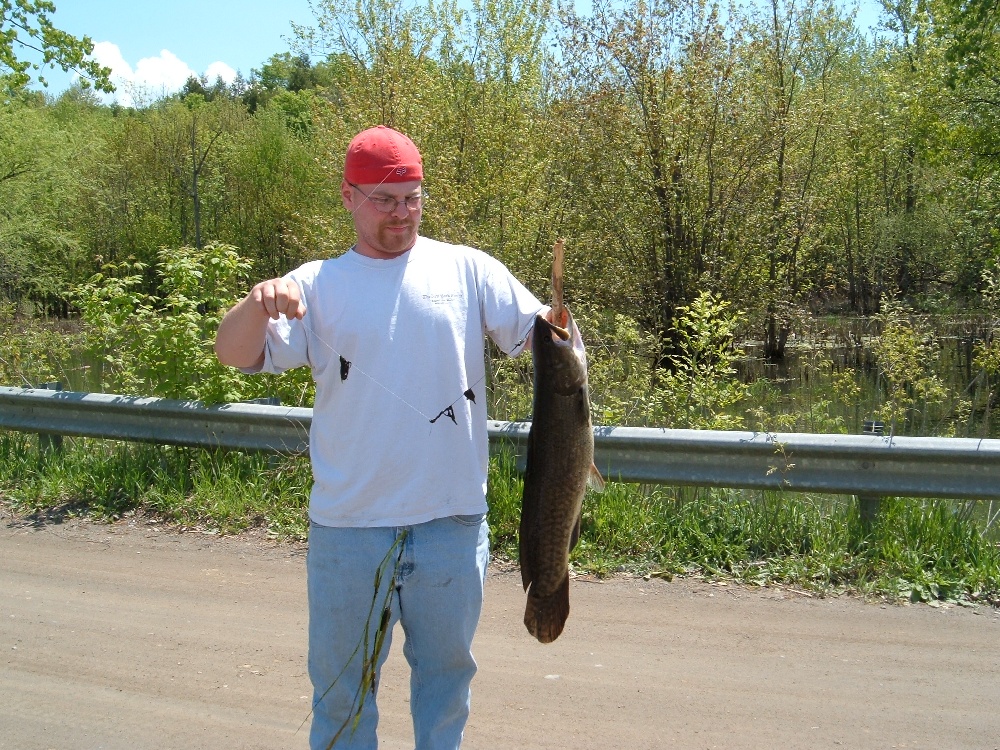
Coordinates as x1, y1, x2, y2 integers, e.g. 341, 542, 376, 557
0, 431, 311, 537
4, 433, 999, 606
487, 448, 1000, 604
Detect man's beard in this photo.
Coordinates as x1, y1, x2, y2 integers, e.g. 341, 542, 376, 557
374, 221, 417, 255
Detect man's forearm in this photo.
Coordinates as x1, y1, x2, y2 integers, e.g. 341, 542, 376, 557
215, 294, 270, 370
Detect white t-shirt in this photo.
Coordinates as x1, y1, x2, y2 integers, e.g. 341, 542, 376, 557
255, 236, 545, 527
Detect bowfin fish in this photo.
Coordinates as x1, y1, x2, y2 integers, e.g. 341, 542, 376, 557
519, 308, 602, 643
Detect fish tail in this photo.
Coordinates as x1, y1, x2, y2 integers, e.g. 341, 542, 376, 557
523, 575, 571, 644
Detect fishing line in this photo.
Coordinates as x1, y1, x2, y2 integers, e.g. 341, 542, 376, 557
290, 165, 528, 425
306, 163, 451, 422
297, 529, 410, 747
302, 320, 489, 426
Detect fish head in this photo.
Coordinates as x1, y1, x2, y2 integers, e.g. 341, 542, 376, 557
531, 311, 588, 395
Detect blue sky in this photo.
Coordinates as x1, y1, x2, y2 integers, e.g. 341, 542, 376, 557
38, 0, 316, 104
38, 0, 886, 106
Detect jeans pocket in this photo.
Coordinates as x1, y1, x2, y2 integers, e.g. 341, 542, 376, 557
449, 512, 487, 526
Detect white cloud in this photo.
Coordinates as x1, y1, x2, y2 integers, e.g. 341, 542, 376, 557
91, 41, 132, 81
87, 42, 235, 106
133, 49, 196, 92
204, 61, 237, 86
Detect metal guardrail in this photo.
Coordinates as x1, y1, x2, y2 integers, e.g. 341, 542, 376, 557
2, 386, 1000, 501
0, 386, 311, 454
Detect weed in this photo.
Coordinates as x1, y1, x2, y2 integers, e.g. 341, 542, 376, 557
2, 418, 998, 608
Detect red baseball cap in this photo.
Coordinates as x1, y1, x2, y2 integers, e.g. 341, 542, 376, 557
344, 125, 423, 185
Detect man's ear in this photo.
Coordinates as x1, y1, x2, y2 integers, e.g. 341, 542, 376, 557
340, 180, 354, 210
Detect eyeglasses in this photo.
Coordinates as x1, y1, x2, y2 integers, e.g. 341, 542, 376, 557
348, 182, 425, 213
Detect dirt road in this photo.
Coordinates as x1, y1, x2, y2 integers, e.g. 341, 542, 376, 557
2, 510, 998, 750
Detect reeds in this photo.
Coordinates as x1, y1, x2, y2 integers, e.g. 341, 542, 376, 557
3, 435, 998, 606
486, 449, 1000, 605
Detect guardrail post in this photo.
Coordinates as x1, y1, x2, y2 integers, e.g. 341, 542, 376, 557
37, 382, 64, 459
858, 420, 885, 529
858, 493, 881, 529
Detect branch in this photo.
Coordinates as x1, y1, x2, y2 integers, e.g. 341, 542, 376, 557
965, 94, 1000, 108
0, 163, 33, 183
196, 129, 224, 172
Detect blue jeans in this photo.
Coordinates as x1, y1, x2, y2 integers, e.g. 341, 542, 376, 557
306, 514, 490, 750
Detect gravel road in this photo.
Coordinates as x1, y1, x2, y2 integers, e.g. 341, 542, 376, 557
2, 509, 998, 749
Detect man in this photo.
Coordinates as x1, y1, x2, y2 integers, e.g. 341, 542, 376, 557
215, 125, 546, 750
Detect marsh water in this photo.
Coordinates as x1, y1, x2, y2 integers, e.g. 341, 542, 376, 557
8, 314, 999, 440
734, 315, 998, 440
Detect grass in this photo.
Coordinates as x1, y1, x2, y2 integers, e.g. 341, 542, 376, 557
0, 431, 311, 537
487, 449, 1000, 605
3, 433, 999, 607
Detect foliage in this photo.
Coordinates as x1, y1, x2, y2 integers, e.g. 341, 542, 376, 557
0, 0, 112, 93
650, 291, 749, 429
0, 432, 311, 536
0, 0, 996, 444
71, 242, 313, 405
973, 260, 1000, 377
0, 300, 80, 386
0, 98, 100, 314
577, 305, 660, 426
871, 296, 950, 433
934, 0, 1000, 85
486, 301, 661, 425
2, 0, 999, 334
486, 294, 749, 430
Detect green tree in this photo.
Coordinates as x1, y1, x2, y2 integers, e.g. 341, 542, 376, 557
213, 101, 333, 277
930, 0, 1000, 293
747, 0, 850, 358
554, 0, 737, 360
71, 243, 314, 404
871, 0, 961, 303
821, 38, 888, 313
1, 0, 112, 93
871, 296, 950, 433
652, 291, 748, 429
0, 97, 99, 313
934, 0, 1000, 85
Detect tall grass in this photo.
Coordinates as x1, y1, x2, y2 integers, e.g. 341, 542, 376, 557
0, 432, 311, 536
484, 449, 1000, 604
2, 435, 998, 604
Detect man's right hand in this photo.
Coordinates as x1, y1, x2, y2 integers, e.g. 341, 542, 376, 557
252, 278, 306, 321
215, 277, 305, 369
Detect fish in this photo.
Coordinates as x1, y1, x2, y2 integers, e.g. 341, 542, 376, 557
519, 305, 603, 644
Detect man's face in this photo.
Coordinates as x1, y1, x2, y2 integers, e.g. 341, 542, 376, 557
342, 179, 423, 259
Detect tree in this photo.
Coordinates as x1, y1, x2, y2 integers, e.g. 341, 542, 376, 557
928, 0, 1000, 298
749, 0, 850, 358
1, 0, 113, 93
554, 0, 765, 363
935, 0, 1000, 85
0, 97, 99, 314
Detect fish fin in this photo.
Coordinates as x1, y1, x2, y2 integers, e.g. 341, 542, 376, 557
518, 536, 533, 592
523, 575, 570, 644
518, 505, 534, 592
588, 463, 606, 492
569, 510, 581, 552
